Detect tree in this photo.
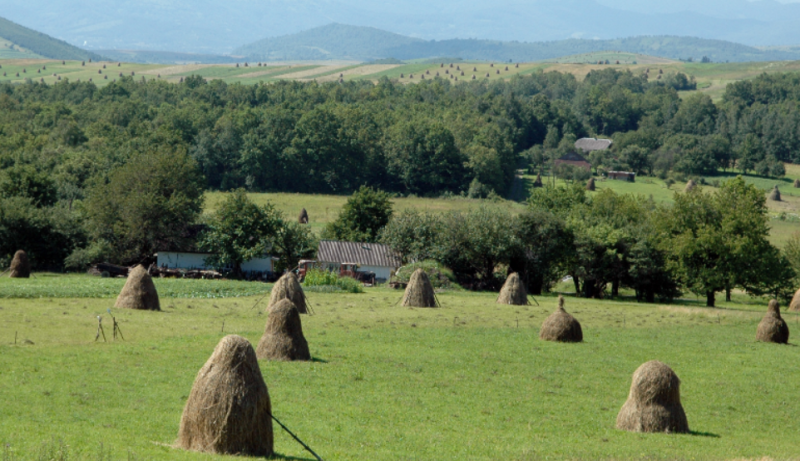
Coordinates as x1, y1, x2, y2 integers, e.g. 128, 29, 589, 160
273, 221, 317, 273
620, 145, 652, 175
380, 210, 445, 264
322, 186, 393, 243
82, 148, 205, 265
200, 189, 283, 276
0, 164, 57, 207
515, 208, 575, 294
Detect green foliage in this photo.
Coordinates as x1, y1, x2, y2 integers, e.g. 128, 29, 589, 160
0, 165, 57, 207
272, 221, 317, 273
393, 260, 457, 289
322, 186, 393, 243
302, 268, 364, 293
379, 209, 445, 264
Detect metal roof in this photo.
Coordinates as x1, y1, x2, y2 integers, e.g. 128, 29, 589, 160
575, 138, 613, 152
317, 240, 402, 268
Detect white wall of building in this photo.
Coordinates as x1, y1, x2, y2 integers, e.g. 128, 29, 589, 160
157, 252, 274, 273
358, 265, 393, 281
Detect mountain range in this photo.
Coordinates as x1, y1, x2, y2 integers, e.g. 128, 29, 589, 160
5, 0, 800, 54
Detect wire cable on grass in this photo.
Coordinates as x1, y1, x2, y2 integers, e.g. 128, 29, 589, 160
270, 413, 324, 461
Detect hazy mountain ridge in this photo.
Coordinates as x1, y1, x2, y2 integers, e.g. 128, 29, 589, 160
0, 16, 104, 61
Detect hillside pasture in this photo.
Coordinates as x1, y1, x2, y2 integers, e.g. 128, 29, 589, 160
0, 276, 799, 460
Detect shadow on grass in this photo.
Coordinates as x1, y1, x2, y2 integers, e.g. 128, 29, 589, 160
689, 430, 720, 438
311, 357, 328, 363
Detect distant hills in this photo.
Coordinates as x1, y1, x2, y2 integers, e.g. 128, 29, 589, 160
236, 24, 800, 64
96, 49, 236, 65
0, 16, 103, 61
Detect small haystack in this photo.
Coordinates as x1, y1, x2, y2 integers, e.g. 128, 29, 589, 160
114, 265, 160, 310
268, 272, 307, 314
532, 173, 543, 188
8, 250, 30, 278
769, 185, 781, 201
539, 296, 582, 342
177, 335, 273, 456
794, 179, 800, 188
401, 269, 438, 308
616, 360, 689, 434
497, 273, 528, 305
298, 208, 309, 224
789, 288, 800, 312
684, 180, 696, 192
756, 299, 789, 344
586, 177, 596, 191
256, 299, 311, 361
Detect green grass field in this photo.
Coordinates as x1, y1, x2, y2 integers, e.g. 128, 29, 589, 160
1, 274, 799, 460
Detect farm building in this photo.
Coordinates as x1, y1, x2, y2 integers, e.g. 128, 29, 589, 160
575, 137, 613, 152
554, 152, 591, 171
156, 251, 276, 276
316, 240, 402, 282
607, 171, 636, 182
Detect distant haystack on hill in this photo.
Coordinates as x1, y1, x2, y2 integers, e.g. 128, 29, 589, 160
0, 16, 104, 61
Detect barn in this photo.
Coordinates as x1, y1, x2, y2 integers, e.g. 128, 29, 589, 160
156, 252, 276, 276
607, 171, 636, 182
575, 137, 613, 153
554, 152, 591, 171
316, 240, 402, 282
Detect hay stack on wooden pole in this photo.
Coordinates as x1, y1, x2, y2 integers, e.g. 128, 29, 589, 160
684, 180, 696, 192
539, 296, 582, 342
497, 273, 528, 305
756, 299, 789, 344
8, 250, 30, 278
401, 269, 438, 308
533, 173, 543, 188
789, 288, 800, 312
768, 185, 781, 201
298, 208, 309, 224
257, 299, 310, 361
616, 360, 689, 433
794, 179, 800, 188
586, 178, 596, 191
177, 335, 273, 456
269, 272, 307, 314
114, 265, 160, 310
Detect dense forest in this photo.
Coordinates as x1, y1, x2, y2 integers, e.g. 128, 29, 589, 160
2, 68, 800, 287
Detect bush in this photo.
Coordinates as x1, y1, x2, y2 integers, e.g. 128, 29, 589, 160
392, 261, 458, 289
303, 268, 364, 293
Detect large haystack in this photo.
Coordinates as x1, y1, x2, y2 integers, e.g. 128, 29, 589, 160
402, 269, 438, 308
756, 299, 789, 344
298, 208, 309, 224
497, 272, 528, 305
539, 296, 582, 342
769, 185, 781, 201
789, 288, 800, 312
257, 299, 310, 361
114, 265, 160, 310
684, 180, 696, 192
268, 272, 307, 314
586, 178, 596, 191
177, 335, 273, 456
616, 360, 689, 434
8, 250, 30, 278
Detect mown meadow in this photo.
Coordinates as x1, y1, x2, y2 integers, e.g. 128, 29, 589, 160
1, 274, 799, 460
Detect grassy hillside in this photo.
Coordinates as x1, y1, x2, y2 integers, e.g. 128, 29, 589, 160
0, 16, 103, 61
1, 278, 799, 459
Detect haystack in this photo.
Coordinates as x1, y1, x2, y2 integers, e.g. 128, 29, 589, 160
789, 288, 800, 312
268, 272, 307, 314
257, 299, 310, 361
177, 335, 273, 456
769, 185, 781, 201
539, 296, 582, 342
8, 250, 30, 278
114, 265, 160, 310
794, 179, 800, 188
532, 173, 543, 188
586, 178, 596, 191
401, 269, 438, 308
684, 180, 696, 192
298, 208, 309, 224
616, 360, 689, 433
497, 272, 528, 305
756, 299, 789, 344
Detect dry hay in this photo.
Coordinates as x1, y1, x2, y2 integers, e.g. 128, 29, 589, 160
177, 335, 273, 456
768, 185, 781, 201
789, 288, 800, 312
586, 178, 596, 191
114, 265, 160, 310
794, 179, 800, 188
616, 360, 689, 434
684, 180, 696, 192
539, 296, 582, 342
497, 272, 528, 305
756, 299, 789, 344
257, 299, 311, 361
269, 272, 307, 314
298, 208, 309, 224
402, 268, 438, 308
9, 250, 30, 278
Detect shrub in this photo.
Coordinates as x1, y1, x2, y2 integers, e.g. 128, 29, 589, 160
303, 268, 363, 293
393, 261, 457, 289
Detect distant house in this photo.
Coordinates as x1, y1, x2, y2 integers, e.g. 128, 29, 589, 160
316, 240, 402, 282
607, 171, 636, 182
554, 152, 591, 171
575, 137, 613, 153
